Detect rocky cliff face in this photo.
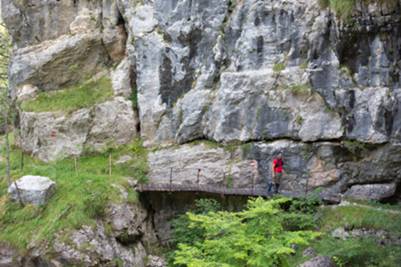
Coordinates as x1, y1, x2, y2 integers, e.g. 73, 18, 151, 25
2, 0, 401, 265
2, 0, 401, 205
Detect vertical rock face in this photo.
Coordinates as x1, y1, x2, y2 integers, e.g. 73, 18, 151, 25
2, 0, 401, 264
19, 97, 138, 162
2, 0, 401, 216
2, 0, 401, 190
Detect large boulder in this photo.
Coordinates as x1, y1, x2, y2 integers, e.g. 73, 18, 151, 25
19, 97, 138, 162
344, 183, 397, 200
8, 176, 56, 206
9, 33, 109, 93
85, 97, 139, 152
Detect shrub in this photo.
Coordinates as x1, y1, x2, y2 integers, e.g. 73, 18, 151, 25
193, 199, 222, 214
342, 140, 369, 155
172, 197, 319, 267
289, 84, 311, 96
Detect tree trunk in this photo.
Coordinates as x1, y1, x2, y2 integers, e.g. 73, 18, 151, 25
4, 119, 11, 187
4, 106, 24, 206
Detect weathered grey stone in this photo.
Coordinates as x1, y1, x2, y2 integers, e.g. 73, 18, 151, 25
115, 155, 133, 165
15, 84, 38, 101
299, 256, 335, 267
1, 0, 94, 48
111, 58, 134, 98
146, 255, 166, 267
8, 175, 56, 206
252, 141, 344, 193
343, 87, 396, 144
2, 1, 401, 263
344, 183, 397, 200
53, 224, 147, 267
19, 97, 138, 161
149, 143, 267, 188
331, 227, 349, 240
107, 203, 148, 244
69, 8, 100, 35
86, 97, 138, 152
9, 33, 109, 92
303, 247, 317, 258
19, 109, 92, 162
209, 70, 343, 143
0, 244, 21, 267
148, 143, 231, 186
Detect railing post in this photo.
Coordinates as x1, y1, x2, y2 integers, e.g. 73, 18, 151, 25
305, 175, 309, 198
221, 172, 226, 198
197, 169, 201, 185
169, 167, 173, 192
252, 173, 254, 196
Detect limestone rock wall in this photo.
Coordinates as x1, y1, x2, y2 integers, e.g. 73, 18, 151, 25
2, 0, 401, 195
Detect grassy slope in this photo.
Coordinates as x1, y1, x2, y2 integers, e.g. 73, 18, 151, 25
20, 76, 114, 113
289, 202, 401, 267
0, 137, 148, 250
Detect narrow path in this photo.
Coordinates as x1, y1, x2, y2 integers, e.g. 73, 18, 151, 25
137, 183, 307, 198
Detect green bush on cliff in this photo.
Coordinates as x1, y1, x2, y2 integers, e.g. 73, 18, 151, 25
319, 0, 356, 19
21, 76, 113, 113
319, 0, 399, 20
172, 197, 319, 267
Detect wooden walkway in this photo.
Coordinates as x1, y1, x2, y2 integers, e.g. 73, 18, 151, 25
137, 183, 305, 198
136, 183, 342, 203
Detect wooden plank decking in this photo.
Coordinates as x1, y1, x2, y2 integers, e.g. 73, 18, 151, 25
136, 183, 307, 198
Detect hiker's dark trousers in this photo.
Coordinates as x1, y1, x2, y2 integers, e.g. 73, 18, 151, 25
268, 172, 282, 193
268, 183, 280, 194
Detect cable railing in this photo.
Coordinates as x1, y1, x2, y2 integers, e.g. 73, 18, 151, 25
137, 167, 271, 196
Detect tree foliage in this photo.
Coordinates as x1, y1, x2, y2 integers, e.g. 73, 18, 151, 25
0, 22, 11, 129
172, 198, 319, 267
0, 22, 11, 115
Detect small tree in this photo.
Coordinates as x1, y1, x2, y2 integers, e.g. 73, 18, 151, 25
173, 198, 319, 267
0, 22, 23, 206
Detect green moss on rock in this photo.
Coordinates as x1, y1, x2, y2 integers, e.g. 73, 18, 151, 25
21, 76, 113, 113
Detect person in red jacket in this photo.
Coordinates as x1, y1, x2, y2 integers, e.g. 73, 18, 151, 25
268, 152, 284, 194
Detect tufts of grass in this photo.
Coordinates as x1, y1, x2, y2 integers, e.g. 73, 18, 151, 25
318, 0, 356, 20
289, 200, 401, 267
289, 84, 311, 96
126, 138, 149, 184
289, 235, 401, 267
295, 115, 304, 126
342, 140, 369, 155
21, 76, 113, 113
318, 204, 401, 235
0, 136, 148, 251
273, 62, 286, 73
